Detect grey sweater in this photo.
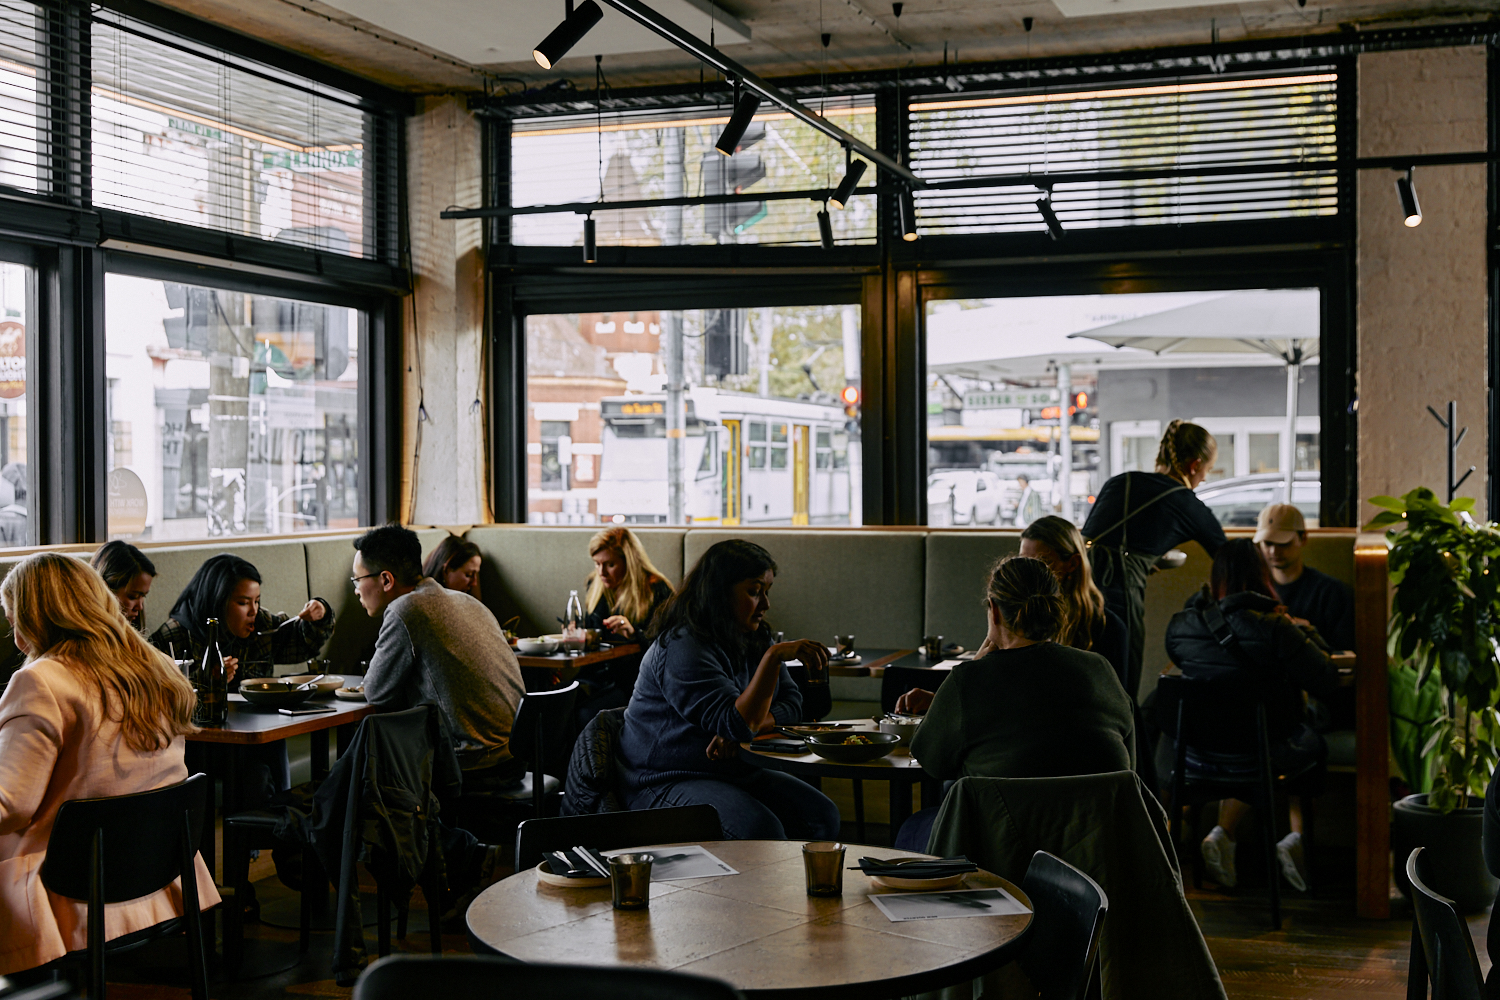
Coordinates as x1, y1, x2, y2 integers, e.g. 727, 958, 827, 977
363, 578, 526, 770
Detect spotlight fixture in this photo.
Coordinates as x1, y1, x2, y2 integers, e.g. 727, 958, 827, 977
829, 157, 867, 210
533, 0, 603, 70
1036, 194, 1064, 241
583, 215, 597, 263
817, 207, 834, 250
1396, 167, 1422, 228
898, 185, 918, 241
715, 89, 761, 156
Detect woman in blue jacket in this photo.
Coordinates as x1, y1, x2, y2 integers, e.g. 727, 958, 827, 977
618, 539, 840, 840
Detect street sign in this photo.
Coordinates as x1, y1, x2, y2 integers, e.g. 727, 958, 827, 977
964, 388, 1060, 409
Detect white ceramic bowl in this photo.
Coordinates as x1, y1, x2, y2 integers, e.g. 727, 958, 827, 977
517, 637, 560, 655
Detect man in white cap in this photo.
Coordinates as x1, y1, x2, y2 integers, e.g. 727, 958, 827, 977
1254, 503, 1354, 651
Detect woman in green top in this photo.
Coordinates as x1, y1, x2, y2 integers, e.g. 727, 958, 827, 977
893, 557, 1135, 849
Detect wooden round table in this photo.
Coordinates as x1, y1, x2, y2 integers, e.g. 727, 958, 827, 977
466, 840, 1031, 1000
738, 725, 936, 838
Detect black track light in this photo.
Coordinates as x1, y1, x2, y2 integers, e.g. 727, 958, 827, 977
1036, 196, 1064, 241
898, 185, 918, 241
1396, 168, 1421, 228
583, 216, 597, 263
818, 207, 834, 250
829, 158, 866, 210
533, 0, 603, 70
715, 90, 761, 156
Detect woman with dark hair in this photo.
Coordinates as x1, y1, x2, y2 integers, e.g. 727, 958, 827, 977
1163, 537, 1337, 892
91, 539, 157, 632
617, 539, 841, 840
423, 535, 483, 599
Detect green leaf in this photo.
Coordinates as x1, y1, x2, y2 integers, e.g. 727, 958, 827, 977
1368, 495, 1407, 512
1364, 511, 1403, 530
1452, 497, 1478, 513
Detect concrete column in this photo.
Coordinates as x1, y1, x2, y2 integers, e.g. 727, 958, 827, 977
402, 95, 489, 526
1357, 47, 1489, 519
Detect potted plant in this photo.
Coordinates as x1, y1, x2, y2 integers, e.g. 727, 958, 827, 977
1368, 487, 1500, 910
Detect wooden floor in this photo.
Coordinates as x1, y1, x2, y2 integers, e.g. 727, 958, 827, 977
86, 838, 1487, 1000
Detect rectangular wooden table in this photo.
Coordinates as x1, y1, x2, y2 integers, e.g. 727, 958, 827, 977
828, 648, 916, 678
516, 642, 641, 690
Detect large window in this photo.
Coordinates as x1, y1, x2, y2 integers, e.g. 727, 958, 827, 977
0, 1, 40, 195
0, 260, 29, 546
105, 274, 360, 541
511, 98, 877, 248
91, 11, 372, 257
526, 304, 862, 526
926, 289, 1320, 528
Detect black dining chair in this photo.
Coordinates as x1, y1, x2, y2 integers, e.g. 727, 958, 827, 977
513, 805, 724, 872
1406, 847, 1486, 1000
354, 955, 744, 1000
510, 680, 581, 819
38, 773, 211, 1000
1155, 672, 1320, 930
1017, 851, 1108, 1000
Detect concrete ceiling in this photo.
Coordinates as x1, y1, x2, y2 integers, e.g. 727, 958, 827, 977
147, 0, 1495, 94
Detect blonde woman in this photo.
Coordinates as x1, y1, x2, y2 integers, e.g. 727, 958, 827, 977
1021, 515, 1128, 685
583, 526, 674, 641
1082, 419, 1226, 701
0, 553, 218, 976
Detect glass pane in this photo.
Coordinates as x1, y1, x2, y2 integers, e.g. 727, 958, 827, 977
526, 305, 862, 526
1248, 433, 1280, 473
91, 15, 370, 256
105, 273, 361, 541
1296, 432, 1320, 471
0, 260, 31, 546
0, 2, 41, 195
926, 289, 1320, 527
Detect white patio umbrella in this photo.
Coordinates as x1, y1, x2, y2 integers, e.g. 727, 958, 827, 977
1068, 288, 1320, 504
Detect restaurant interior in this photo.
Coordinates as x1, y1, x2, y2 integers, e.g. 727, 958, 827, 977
0, 0, 1495, 996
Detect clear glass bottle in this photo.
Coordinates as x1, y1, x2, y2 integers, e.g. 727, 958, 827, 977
194, 617, 228, 726
564, 589, 585, 654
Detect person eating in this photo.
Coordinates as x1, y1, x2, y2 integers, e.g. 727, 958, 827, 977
1020, 516, 1127, 684
574, 526, 675, 719
1254, 503, 1354, 652
91, 539, 157, 633
617, 539, 841, 840
0, 553, 217, 977
423, 535, 485, 600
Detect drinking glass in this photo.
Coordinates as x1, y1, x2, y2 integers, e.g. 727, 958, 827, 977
835, 634, 856, 659
923, 635, 944, 659
609, 853, 654, 910
802, 841, 846, 897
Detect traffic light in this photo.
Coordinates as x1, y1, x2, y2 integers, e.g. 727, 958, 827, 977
1040, 392, 1091, 421
841, 383, 860, 419
703, 123, 767, 238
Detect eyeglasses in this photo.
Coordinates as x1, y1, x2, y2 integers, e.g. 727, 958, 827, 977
350, 572, 381, 585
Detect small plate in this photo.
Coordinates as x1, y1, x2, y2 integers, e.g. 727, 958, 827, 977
868, 857, 970, 891
535, 859, 609, 888
333, 686, 366, 701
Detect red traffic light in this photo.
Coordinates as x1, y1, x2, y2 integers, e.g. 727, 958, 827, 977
1074, 391, 1089, 409
840, 385, 860, 406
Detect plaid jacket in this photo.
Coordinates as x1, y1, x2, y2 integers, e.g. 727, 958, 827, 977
150, 602, 335, 689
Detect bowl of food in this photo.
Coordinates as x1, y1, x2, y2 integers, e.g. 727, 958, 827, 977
878, 714, 923, 747
804, 730, 900, 764
516, 637, 560, 655
239, 679, 315, 708
281, 674, 342, 696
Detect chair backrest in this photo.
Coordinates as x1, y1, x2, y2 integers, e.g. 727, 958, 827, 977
515, 805, 724, 871
355, 956, 744, 1000
1153, 671, 1264, 758
1018, 850, 1108, 1000
41, 773, 208, 904
880, 665, 950, 715
1407, 847, 1485, 1000
511, 680, 581, 768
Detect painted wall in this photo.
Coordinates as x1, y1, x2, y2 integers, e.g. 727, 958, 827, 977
1357, 46, 1489, 520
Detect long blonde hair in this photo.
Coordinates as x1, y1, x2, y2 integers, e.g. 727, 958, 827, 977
1021, 516, 1106, 651
1154, 419, 1217, 486
1, 553, 196, 752
585, 526, 672, 625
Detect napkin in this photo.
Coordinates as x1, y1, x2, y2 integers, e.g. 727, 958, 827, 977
856, 855, 978, 878
544, 847, 612, 878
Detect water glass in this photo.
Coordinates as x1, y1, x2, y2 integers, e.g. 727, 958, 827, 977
923, 634, 944, 659
609, 852, 654, 910
835, 634, 856, 659
802, 841, 846, 897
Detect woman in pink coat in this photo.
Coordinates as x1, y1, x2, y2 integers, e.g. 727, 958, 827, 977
0, 552, 219, 976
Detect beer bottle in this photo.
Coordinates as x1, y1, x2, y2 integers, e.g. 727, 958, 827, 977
194, 617, 229, 726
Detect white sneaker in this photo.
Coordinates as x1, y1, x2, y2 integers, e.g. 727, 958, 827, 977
1277, 832, 1308, 891
1201, 825, 1237, 888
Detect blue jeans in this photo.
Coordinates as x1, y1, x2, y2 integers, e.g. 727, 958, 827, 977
629, 770, 842, 841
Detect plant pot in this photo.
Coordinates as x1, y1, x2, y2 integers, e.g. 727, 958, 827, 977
1391, 793, 1499, 912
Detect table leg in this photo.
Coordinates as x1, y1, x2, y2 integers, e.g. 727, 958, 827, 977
888, 778, 914, 845
311, 729, 330, 781
336, 722, 356, 758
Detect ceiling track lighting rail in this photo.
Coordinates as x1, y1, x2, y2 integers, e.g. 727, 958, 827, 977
591, 0, 919, 186
441, 184, 878, 219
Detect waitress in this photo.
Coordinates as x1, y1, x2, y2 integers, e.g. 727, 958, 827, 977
1082, 419, 1226, 702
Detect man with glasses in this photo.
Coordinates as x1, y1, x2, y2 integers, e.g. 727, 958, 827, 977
352, 524, 526, 790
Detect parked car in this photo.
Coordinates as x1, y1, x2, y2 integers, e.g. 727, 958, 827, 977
1194, 471, 1320, 527
927, 468, 1002, 525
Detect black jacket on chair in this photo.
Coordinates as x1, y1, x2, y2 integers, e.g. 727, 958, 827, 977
1163, 587, 1337, 743
561, 707, 627, 815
